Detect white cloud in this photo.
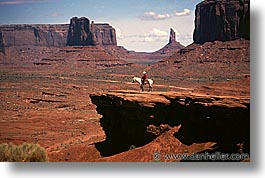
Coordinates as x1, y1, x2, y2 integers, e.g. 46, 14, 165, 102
112, 12, 195, 51
140, 11, 171, 21
49, 12, 62, 17
174, 8, 191, 16
179, 33, 193, 40
140, 28, 168, 43
116, 28, 123, 39
140, 8, 191, 21
119, 29, 168, 43
144, 28, 168, 37
143, 37, 153, 42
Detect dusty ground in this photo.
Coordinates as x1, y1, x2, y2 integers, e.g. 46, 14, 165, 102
0, 42, 250, 162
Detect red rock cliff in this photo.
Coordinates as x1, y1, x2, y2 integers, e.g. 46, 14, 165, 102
0, 24, 68, 47
193, 0, 250, 44
0, 17, 117, 48
66, 17, 93, 46
67, 17, 117, 46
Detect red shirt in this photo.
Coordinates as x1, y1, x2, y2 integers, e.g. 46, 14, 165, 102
142, 74, 147, 79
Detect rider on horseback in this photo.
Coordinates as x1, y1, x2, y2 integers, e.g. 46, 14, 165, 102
141, 71, 147, 86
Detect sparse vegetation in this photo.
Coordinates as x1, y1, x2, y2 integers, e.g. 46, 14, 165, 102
129, 145, 136, 150
0, 142, 49, 162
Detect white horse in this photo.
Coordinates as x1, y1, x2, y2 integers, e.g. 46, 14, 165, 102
132, 77, 154, 91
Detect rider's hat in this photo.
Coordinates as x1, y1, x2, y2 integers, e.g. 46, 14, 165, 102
143, 71, 146, 74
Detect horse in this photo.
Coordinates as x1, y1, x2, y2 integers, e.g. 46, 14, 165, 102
132, 77, 154, 91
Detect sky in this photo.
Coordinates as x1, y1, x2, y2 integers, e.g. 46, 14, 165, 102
0, 0, 202, 52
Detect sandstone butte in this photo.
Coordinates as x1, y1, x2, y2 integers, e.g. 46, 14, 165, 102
0, 0, 250, 162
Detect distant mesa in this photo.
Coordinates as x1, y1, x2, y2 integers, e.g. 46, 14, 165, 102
0, 0, 250, 55
0, 24, 69, 48
0, 17, 185, 61
0, 16, 183, 57
0, 17, 117, 50
67, 17, 117, 46
193, 0, 250, 44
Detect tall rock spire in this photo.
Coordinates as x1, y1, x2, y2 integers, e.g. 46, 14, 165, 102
169, 28, 176, 44
0, 32, 4, 53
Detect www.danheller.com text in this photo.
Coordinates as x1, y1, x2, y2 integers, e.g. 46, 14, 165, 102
153, 152, 250, 161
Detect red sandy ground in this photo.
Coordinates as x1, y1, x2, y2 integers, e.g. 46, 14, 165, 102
0, 41, 249, 161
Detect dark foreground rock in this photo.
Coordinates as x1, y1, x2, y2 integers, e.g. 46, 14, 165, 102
90, 90, 250, 161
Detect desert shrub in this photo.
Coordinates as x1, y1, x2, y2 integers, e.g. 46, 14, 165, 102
129, 145, 136, 150
0, 142, 48, 162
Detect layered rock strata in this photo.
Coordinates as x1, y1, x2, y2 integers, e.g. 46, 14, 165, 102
193, 0, 250, 44
0, 24, 68, 47
90, 90, 250, 160
0, 17, 117, 49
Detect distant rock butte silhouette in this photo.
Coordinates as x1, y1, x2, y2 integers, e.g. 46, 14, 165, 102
0, 17, 117, 48
67, 17, 117, 46
193, 0, 250, 44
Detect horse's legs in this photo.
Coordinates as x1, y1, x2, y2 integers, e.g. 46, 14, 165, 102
149, 84, 153, 92
141, 79, 145, 92
140, 84, 144, 91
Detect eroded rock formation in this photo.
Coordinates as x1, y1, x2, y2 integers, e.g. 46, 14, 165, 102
0, 32, 4, 53
0, 17, 117, 48
93, 23, 117, 46
193, 0, 250, 44
66, 17, 93, 46
90, 90, 250, 160
152, 28, 184, 57
169, 28, 176, 44
0, 24, 69, 47
66, 17, 117, 46
152, 39, 250, 80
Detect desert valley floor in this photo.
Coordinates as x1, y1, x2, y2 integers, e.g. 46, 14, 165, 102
0, 39, 250, 161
